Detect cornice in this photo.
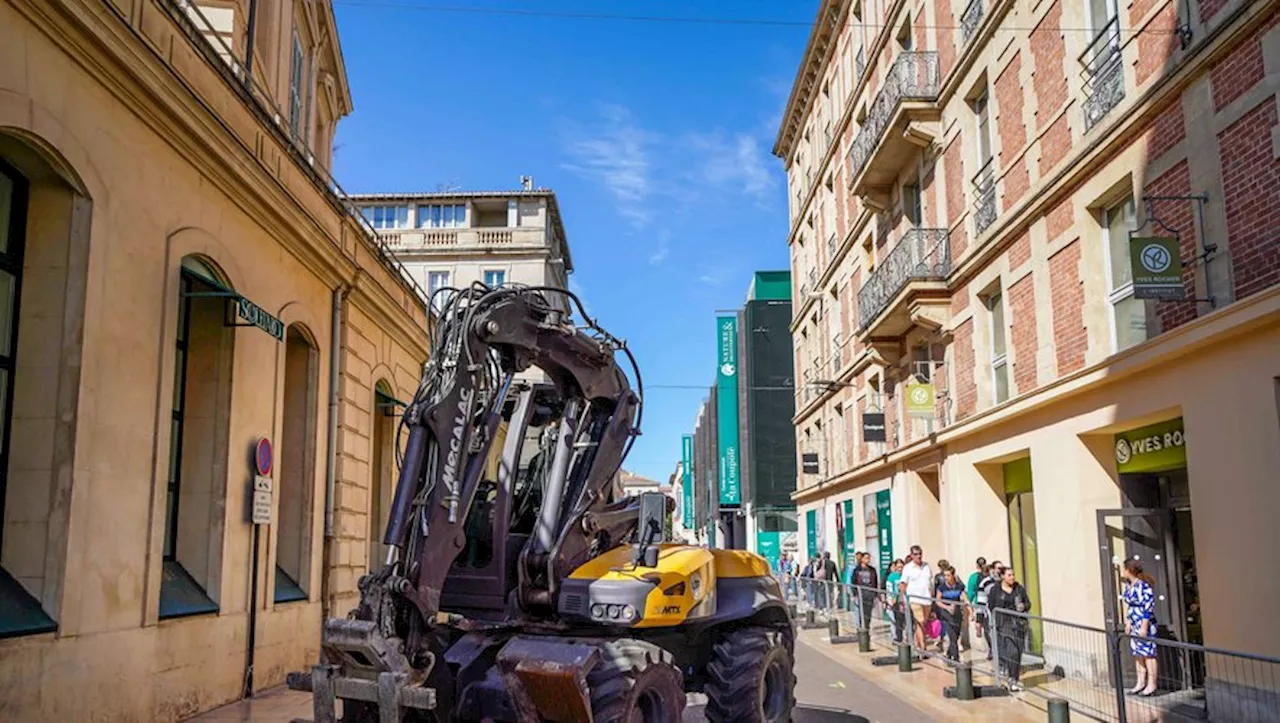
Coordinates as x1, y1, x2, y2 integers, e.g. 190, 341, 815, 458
31, 0, 424, 324
772, 0, 851, 160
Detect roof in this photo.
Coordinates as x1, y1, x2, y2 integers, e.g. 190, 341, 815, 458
771, 0, 851, 162
348, 189, 574, 272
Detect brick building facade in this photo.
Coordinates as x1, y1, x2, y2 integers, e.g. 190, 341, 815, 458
775, 0, 1280, 674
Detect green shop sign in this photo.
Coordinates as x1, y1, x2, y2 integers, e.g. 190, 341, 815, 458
236, 297, 285, 341
756, 531, 781, 570
876, 490, 893, 578
1115, 417, 1187, 474
1130, 236, 1185, 301
715, 315, 741, 505
681, 435, 694, 527
805, 509, 818, 559
905, 382, 935, 418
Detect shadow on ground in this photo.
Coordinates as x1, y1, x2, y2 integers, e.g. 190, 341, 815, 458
683, 703, 869, 723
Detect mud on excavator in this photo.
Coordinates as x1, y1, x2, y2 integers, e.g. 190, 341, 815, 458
287, 284, 796, 722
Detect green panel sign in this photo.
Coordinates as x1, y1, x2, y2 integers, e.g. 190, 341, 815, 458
716, 315, 741, 505
681, 435, 694, 526
875, 490, 893, 578
842, 500, 856, 574
1130, 236, 1184, 300
1115, 417, 1187, 474
905, 382, 935, 417
757, 531, 782, 570
805, 509, 818, 559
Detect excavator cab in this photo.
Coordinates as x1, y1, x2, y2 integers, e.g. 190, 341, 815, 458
288, 285, 794, 723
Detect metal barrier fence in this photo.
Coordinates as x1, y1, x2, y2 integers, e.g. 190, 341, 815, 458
775, 575, 1280, 722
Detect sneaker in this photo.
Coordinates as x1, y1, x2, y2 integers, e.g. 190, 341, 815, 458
1009, 682, 1024, 692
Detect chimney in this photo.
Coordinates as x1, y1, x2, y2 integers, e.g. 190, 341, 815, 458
520, 175, 533, 191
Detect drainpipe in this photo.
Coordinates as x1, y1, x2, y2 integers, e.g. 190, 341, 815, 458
322, 280, 352, 619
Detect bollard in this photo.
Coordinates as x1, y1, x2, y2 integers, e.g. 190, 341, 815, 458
954, 662, 975, 701
898, 643, 913, 672
1047, 698, 1070, 723
857, 628, 871, 652
788, 603, 797, 619
806, 609, 816, 625
828, 617, 840, 639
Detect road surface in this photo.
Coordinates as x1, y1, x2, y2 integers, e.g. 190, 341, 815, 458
681, 637, 938, 723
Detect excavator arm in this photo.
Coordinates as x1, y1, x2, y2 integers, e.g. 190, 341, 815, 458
290, 283, 647, 721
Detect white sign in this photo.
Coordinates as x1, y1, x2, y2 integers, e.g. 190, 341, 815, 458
251, 475, 273, 525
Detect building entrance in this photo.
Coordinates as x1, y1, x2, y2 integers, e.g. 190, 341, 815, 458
1097, 470, 1202, 690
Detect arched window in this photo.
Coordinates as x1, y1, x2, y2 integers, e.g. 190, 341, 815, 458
160, 255, 235, 619
275, 324, 317, 603
368, 382, 398, 571
0, 136, 91, 638
0, 158, 54, 637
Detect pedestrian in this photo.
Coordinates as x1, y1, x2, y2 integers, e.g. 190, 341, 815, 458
1122, 559, 1160, 696
901, 545, 934, 650
979, 561, 1003, 659
931, 559, 952, 652
853, 552, 879, 630
883, 558, 905, 643
966, 557, 987, 653
821, 551, 838, 609
935, 567, 969, 661
989, 565, 1031, 691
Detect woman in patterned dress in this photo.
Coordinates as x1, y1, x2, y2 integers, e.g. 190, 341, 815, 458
1122, 559, 1159, 696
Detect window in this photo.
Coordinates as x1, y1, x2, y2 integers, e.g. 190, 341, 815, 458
369, 384, 398, 571
417, 204, 466, 229
483, 269, 506, 287
275, 325, 318, 604
289, 27, 305, 139
427, 270, 451, 309
987, 288, 1009, 404
904, 182, 922, 227
1103, 195, 1148, 351
974, 91, 993, 168
363, 205, 408, 230
161, 256, 234, 619
0, 160, 57, 638
912, 344, 933, 383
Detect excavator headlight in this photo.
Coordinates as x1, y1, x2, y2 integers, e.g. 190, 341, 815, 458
607, 604, 622, 619
621, 605, 637, 622
591, 604, 606, 619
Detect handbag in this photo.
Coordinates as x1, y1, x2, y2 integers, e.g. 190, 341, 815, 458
927, 617, 942, 639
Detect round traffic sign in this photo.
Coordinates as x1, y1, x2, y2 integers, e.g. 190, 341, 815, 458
255, 437, 273, 476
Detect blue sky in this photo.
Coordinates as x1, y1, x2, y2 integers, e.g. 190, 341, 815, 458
331, 0, 819, 482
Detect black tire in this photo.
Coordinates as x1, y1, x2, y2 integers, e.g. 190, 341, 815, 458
588, 639, 686, 723
704, 627, 797, 723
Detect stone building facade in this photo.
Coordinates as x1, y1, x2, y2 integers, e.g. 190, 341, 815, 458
775, 0, 1280, 670
0, 1, 428, 720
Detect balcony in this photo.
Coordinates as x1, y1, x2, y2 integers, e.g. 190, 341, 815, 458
847, 52, 942, 199
376, 226, 540, 252
826, 231, 838, 260
1081, 18, 1125, 131
961, 0, 985, 45
856, 228, 952, 336
855, 47, 867, 85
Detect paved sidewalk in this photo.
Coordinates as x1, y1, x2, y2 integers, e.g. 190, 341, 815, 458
795, 627, 1048, 723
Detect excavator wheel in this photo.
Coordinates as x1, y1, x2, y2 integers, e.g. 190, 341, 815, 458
587, 639, 685, 723
704, 627, 796, 723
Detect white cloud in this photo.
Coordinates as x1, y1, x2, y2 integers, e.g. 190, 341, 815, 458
684, 131, 776, 203
649, 229, 671, 265
561, 104, 656, 228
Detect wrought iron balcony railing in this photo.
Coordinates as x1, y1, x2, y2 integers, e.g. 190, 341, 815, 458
856, 228, 951, 331
855, 47, 867, 84
830, 334, 843, 375
827, 231, 838, 260
961, 0, 985, 45
973, 160, 997, 235
847, 52, 941, 189
1081, 18, 1125, 131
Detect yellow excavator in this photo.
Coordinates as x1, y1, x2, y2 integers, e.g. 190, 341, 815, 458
288, 283, 795, 722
